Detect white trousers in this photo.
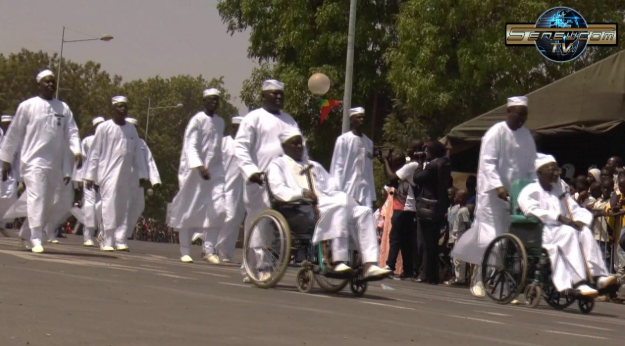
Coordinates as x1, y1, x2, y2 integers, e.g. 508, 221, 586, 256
179, 228, 220, 257
18, 219, 42, 247
331, 202, 379, 264
103, 225, 128, 248
216, 204, 245, 259
578, 226, 609, 277
543, 225, 587, 292
23, 165, 62, 229
241, 183, 271, 276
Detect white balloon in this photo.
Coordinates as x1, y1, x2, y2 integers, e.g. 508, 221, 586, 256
308, 73, 331, 95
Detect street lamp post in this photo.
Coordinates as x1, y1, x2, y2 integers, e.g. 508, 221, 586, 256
145, 98, 184, 144
56, 26, 113, 99
341, 0, 357, 134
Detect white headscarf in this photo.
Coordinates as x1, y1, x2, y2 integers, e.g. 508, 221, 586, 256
36, 70, 54, 83
278, 127, 302, 144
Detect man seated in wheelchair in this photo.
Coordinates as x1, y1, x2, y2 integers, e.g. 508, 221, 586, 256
266, 128, 391, 279
517, 154, 618, 296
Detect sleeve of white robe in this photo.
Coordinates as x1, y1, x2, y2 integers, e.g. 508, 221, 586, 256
64, 108, 81, 156
267, 160, 304, 202
234, 116, 260, 179
144, 142, 161, 185
62, 148, 73, 178
479, 127, 504, 192
85, 128, 104, 183
329, 136, 346, 189
518, 184, 560, 225
184, 117, 204, 169
565, 193, 593, 226
133, 134, 149, 181
0, 102, 28, 163
74, 138, 88, 182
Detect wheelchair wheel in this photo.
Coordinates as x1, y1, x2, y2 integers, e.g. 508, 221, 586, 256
524, 283, 542, 308
243, 210, 291, 289
314, 275, 349, 293
296, 268, 314, 293
578, 297, 594, 314
542, 285, 575, 310
350, 278, 368, 297
481, 233, 527, 305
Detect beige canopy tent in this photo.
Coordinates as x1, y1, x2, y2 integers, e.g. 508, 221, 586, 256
442, 50, 625, 173
443, 50, 625, 155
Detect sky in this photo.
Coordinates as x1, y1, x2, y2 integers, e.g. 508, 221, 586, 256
0, 0, 255, 114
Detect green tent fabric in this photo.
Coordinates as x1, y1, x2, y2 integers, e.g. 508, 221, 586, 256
443, 50, 625, 155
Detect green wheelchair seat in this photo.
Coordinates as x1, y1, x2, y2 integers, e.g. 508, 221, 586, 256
509, 179, 540, 224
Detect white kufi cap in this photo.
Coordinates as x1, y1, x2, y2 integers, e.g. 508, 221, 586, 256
588, 168, 601, 183
232, 116, 243, 124
203, 88, 221, 97
262, 79, 284, 91
1, 115, 13, 123
349, 107, 365, 117
36, 69, 54, 83
535, 154, 556, 171
92, 116, 105, 126
278, 127, 302, 144
125, 117, 138, 125
112, 96, 128, 105
507, 96, 528, 107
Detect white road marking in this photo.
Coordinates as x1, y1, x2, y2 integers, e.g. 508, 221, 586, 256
194, 271, 229, 278
361, 302, 415, 310
544, 330, 608, 340
475, 311, 512, 317
281, 291, 330, 298
218, 282, 251, 288
448, 315, 504, 325
556, 322, 614, 331
393, 298, 424, 304
157, 273, 196, 280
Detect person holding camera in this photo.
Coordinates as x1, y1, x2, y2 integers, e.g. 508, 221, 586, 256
379, 140, 425, 279
412, 141, 451, 284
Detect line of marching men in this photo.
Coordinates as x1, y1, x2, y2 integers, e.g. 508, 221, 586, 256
2, 69, 389, 282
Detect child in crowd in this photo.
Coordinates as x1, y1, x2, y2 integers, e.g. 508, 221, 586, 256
445, 189, 470, 287
575, 175, 595, 207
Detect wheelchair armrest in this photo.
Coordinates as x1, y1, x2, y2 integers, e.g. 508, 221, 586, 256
510, 214, 540, 224
273, 198, 314, 209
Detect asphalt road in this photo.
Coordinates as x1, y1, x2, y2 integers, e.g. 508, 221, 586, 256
1, 233, 624, 346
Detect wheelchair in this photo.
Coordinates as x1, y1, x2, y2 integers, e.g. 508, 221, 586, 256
480, 179, 596, 314
242, 173, 378, 296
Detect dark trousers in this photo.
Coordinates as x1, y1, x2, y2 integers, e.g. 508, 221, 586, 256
417, 218, 443, 284
386, 210, 416, 275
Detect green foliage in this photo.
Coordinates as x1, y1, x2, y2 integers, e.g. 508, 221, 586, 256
220, 0, 625, 195
0, 49, 239, 221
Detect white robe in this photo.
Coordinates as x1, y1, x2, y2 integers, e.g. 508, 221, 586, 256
126, 139, 161, 238
43, 148, 76, 241
234, 108, 300, 233
518, 182, 608, 291
0, 96, 80, 231
330, 132, 376, 207
215, 135, 245, 259
75, 135, 100, 229
168, 112, 225, 230
267, 155, 379, 263
84, 120, 147, 232
0, 127, 19, 223
451, 121, 536, 265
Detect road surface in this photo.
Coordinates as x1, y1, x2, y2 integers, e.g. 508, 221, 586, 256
0, 234, 623, 346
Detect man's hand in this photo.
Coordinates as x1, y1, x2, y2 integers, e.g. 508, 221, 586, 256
85, 180, 94, 190
249, 172, 264, 186
63, 176, 71, 185
2, 161, 11, 182
75, 154, 82, 169
76, 181, 84, 190
302, 189, 318, 203
496, 187, 509, 201
572, 220, 586, 231
198, 166, 211, 181
139, 178, 149, 188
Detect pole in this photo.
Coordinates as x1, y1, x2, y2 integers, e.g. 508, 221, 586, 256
145, 98, 151, 143
341, 0, 357, 134
55, 26, 65, 100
